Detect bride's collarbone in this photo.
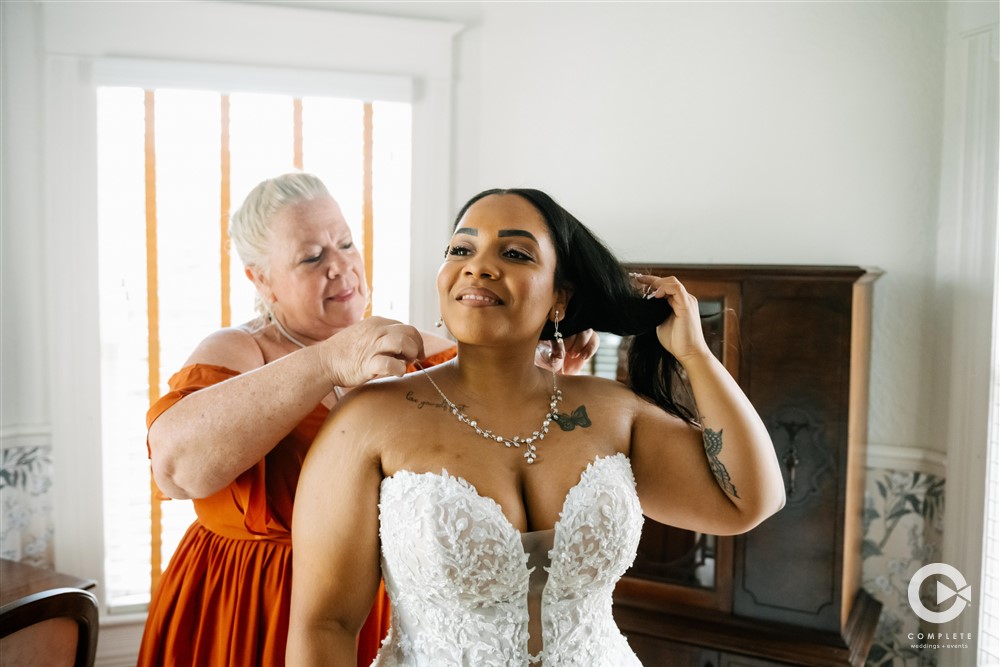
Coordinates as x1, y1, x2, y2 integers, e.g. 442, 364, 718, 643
390, 414, 619, 463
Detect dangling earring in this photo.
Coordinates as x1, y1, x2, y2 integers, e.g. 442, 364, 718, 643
435, 316, 444, 328
551, 309, 566, 362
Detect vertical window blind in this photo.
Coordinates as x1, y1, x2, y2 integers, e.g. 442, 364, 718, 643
97, 86, 411, 611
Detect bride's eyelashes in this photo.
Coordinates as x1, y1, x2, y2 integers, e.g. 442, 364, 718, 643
446, 244, 473, 257
444, 243, 536, 262
502, 247, 535, 262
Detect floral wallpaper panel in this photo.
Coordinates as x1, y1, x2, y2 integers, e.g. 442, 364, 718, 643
0, 445, 55, 568
863, 468, 946, 667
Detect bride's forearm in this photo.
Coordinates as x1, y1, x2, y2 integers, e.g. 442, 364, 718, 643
679, 351, 786, 524
285, 624, 357, 666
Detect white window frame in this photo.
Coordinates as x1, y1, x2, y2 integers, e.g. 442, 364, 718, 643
41, 3, 460, 661
935, 4, 999, 663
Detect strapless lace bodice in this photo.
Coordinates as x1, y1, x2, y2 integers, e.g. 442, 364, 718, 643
373, 453, 644, 667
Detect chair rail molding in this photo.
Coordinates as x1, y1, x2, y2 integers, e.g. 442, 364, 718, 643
0, 425, 52, 452
865, 443, 947, 479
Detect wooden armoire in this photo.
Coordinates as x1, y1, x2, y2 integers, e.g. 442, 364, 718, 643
610, 265, 883, 667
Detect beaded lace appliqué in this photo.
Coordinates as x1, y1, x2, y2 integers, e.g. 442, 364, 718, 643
373, 453, 644, 667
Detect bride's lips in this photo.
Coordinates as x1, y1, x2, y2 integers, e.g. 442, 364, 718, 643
455, 287, 504, 306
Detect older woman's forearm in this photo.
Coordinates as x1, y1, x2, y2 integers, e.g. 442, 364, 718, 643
149, 345, 334, 499
150, 317, 425, 499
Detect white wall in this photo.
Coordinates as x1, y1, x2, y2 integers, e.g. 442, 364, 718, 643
1, 1, 49, 439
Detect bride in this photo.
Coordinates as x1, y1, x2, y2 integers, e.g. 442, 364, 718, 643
286, 188, 785, 666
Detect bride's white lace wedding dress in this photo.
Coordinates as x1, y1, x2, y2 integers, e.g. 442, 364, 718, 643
372, 453, 644, 666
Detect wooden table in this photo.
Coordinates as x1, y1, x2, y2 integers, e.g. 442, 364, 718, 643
0, 559, 96, 608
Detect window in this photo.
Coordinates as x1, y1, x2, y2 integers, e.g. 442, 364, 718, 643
39, 14, 459, 652
96, 85, 411, 611
981, 205, 1000, 664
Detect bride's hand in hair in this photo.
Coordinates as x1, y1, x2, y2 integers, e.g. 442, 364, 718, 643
633, 274, 711, 363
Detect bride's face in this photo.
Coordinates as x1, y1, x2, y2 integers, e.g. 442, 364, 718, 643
437, 194, 564, 347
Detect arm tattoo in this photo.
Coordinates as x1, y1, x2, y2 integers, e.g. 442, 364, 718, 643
552, 405, 592, 431
703, 428, 740, 499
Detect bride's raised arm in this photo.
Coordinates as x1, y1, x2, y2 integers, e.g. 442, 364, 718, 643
287, 394, 383, 666
628, 275, 786, 536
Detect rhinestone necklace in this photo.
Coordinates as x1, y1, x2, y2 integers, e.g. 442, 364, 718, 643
418, 367, 562, 464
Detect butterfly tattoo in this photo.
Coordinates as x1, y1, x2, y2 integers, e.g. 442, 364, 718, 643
703, 428, 740, 499
553, 405, 592, 431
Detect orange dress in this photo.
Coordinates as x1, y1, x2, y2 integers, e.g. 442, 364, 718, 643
137, 349, 455, 667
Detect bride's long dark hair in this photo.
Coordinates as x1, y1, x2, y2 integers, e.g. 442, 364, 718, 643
452, 188, 697, 424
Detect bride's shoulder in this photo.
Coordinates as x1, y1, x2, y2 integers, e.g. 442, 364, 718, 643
335, 373, 428, 415
318, 375, 428, 456
560, 373, 643, 402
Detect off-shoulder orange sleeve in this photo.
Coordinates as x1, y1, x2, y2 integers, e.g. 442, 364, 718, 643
145, 363, 241, 457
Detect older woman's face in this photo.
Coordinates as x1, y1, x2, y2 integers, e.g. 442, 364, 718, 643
262, 196, 368, 339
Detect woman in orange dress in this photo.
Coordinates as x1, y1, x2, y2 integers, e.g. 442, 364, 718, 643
138, 173, 597, 666
138, 173, 454, 666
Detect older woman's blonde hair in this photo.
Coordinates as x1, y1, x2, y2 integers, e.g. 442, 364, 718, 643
229, 172, 331, 315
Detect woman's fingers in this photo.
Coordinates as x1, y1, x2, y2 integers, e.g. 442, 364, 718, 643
369, 354, 410, 379
561, 329, 600, 375
534, 341, 560, 372
570, 329, 600, 360
533, 329, 601, 375
324, 318, 425, 386
376, 325, 423, 362
629, 274, 711, 362
369, 323, 424, 377
631, 273, 692, 307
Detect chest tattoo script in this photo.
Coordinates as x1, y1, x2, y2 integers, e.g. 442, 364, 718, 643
552, 405, 592, 431
405, 391, 466, 413
703, 427, 740, 499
